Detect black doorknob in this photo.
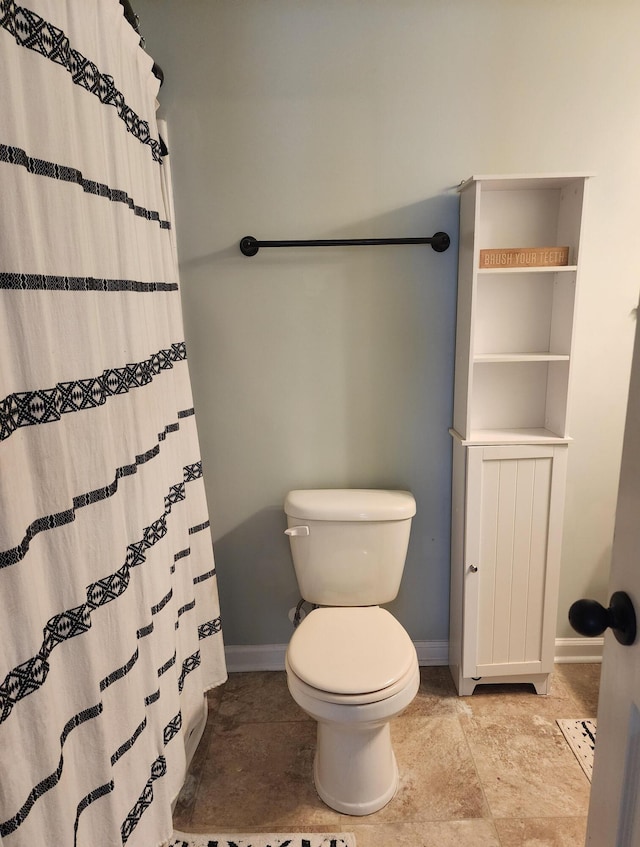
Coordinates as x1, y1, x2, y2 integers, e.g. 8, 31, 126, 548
569, 591, 637, 646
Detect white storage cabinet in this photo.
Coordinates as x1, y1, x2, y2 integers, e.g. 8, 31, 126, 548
449, 174, 590, 695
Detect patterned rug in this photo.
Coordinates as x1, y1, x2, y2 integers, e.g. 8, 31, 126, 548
557, 718, 597, 781
170, 833, 356, 847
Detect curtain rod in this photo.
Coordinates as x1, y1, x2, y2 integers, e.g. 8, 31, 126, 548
119, 0, 164, 86
239, 232, 451, 257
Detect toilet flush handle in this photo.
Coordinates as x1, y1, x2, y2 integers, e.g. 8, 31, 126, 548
284, 526, 310, 537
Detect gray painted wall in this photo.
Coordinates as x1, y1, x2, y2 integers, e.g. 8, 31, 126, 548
137, 0, 640, 646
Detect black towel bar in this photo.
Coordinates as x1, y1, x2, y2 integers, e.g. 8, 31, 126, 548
239, 232, 450, 257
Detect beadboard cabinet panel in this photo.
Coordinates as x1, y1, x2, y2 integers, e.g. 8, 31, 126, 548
450, 440, 568, 695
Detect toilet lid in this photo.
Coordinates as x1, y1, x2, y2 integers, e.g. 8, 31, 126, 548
287, 606, 416, 695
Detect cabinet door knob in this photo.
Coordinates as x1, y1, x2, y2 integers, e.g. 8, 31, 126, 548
469, 565, 478, 573
569, 591, 637, 646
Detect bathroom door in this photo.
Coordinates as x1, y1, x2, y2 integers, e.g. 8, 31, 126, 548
585, 314, 640, 846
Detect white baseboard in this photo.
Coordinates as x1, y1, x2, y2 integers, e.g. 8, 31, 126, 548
413, 640, 450, 666
554, 637, 604, 663
225, 643, 288, 673
225, 639, 447, 673
225, 637, 602, 673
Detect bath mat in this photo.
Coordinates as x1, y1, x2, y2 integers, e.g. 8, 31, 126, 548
557, 718, 597, 781
169, 833, 356, 847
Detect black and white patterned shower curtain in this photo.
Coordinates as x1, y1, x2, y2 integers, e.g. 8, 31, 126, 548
0, 2, 227, 845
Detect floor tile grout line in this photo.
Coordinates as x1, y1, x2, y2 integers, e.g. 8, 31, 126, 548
455, 712, 503, 843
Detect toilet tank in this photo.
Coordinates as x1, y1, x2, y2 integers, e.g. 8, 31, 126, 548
284, 489, 416, 606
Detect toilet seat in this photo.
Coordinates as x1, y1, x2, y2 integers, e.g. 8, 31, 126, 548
286, 654, 418, 707
286, 606, 417, 703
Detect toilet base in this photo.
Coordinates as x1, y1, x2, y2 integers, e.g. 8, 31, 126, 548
285, 653, 420, 816
313, 718, 399, 816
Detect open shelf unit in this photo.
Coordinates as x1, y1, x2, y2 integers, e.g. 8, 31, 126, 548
453, 174, 590, 443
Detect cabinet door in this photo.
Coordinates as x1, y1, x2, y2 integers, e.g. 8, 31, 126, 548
463, 444, 568, 680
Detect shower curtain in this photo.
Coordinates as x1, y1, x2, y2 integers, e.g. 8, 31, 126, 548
0, 2, 227, 845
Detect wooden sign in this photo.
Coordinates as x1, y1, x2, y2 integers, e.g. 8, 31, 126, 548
479, 246, 570, 269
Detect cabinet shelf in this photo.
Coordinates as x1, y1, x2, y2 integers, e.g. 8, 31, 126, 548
453, 427, 572, 445
474, 353, 570, 363
473, 271, 576, 361
470, 358, 569, 436
478, 265, 578, 275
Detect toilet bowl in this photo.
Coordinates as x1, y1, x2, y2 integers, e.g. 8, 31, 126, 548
285, 605, 420, 815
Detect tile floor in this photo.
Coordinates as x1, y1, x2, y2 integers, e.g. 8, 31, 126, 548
174, 663, 600, 847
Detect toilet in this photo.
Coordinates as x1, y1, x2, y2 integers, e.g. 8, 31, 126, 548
283, 488, 420, 816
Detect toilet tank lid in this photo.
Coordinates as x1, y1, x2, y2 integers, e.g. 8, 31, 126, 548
284, 489, 416, 521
